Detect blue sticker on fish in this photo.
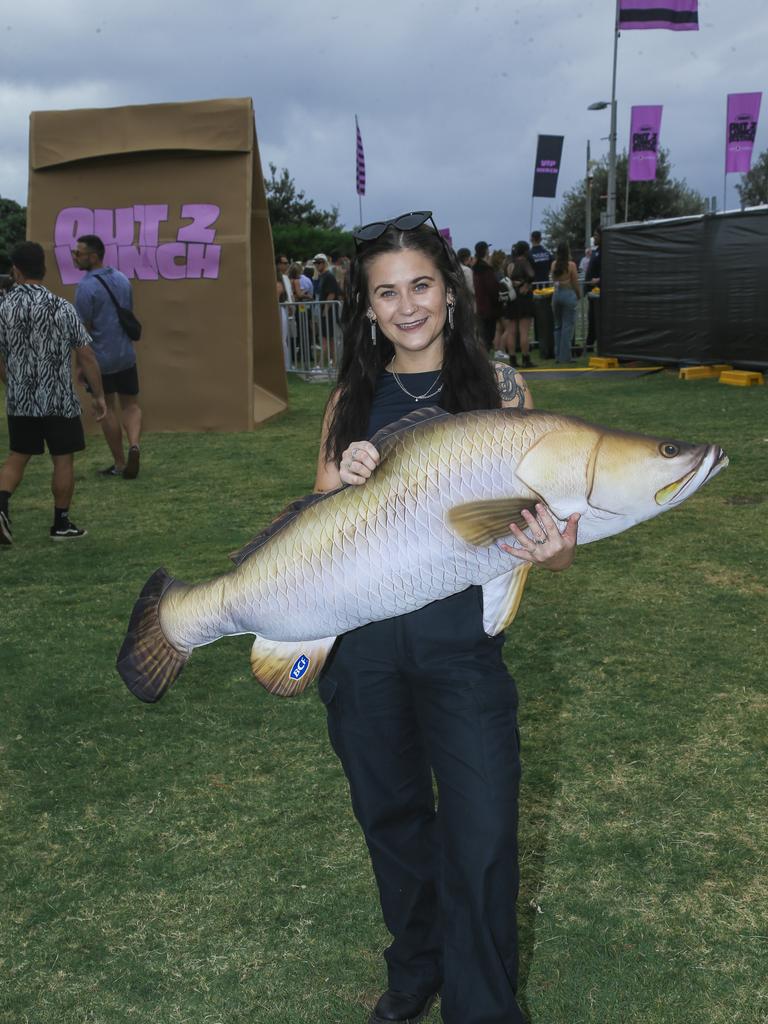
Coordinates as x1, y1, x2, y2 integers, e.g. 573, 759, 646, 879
290, 654, 310, 681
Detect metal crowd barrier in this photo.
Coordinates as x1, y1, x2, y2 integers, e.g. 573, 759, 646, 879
281, 300, 344, 379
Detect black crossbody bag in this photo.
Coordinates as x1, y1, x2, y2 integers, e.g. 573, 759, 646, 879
95, 276, 142, 341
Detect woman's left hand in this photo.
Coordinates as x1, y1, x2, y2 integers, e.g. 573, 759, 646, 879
498, 504, 579, 572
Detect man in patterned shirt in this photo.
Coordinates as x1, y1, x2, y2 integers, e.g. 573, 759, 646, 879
0, 242, 106, 544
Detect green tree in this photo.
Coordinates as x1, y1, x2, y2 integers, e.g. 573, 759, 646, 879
264, 164, 353, 260
735, 149, 768, 207
0, 196, 27, 270
542, 149, 705, 250
265, 164, 340, 229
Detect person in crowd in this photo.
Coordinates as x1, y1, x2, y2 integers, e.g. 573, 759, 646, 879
550, 241, 582, 363
276, 266, 291, 369
0, 241, 106, 545
73, 234, 142, 479
330, 251, 347, 297
528, 229, 553, 285
585, 225, 602, 350
490, 248, 511, 359
471, 240, 500, 353
287, 263, 316, 367
313, 253, 341, 364
579, 247, 592, 277
455, 248, 475, 309
502, 241, 536, 368
289, 263, 314, 300
277, 254, 293, 303
313, 212, 579, 1024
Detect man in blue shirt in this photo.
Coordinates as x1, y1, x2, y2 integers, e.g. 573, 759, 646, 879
74, 235, 142, 478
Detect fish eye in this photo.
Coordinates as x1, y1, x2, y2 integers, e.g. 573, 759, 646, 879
659, 442, 680, 458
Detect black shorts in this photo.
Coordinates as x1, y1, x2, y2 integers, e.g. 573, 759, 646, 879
101, 364, 140, 396
7, 415, 85, 456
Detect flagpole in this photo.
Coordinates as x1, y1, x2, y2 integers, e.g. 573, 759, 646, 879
529, 196, 535, 235
358, 195, 363, 227
606, 0, 620, 226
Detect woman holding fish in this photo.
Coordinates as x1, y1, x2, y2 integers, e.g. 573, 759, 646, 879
314, 213, 579, 1024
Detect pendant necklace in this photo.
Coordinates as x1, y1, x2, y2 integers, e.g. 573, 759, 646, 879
389, 360, 443, 402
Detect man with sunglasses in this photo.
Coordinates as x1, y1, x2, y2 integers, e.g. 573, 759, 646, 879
73, 235, 142, 479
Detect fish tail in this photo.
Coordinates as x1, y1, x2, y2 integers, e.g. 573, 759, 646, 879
116, 568, 190, 703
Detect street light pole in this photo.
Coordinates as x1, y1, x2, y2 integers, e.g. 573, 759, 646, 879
606, 0, 619, 226
585, 140, 592, 250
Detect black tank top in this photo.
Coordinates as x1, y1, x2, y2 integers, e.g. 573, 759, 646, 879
366, 369, 445, 439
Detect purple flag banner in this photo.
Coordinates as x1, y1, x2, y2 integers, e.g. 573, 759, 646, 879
355, 115, 366, 196
628, 105, 663, 181
532, 135, 564, 198
618, 0, 698, 30
725, 93, 762, 174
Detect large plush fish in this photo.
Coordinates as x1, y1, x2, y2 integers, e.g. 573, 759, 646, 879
117, 406, 727, 703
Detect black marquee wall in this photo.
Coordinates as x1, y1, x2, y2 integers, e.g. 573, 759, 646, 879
600, 207, 768, 369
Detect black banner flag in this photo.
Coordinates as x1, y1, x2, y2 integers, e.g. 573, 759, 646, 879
532, 135, 564, 198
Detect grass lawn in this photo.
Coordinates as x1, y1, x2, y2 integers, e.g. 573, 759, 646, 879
1, 369, 766, 1024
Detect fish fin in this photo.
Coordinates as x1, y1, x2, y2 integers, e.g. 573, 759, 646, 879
447, 498, 539, 547
250, 635, 338, 697
230, 489, 343, 565
482, 564, 532, 635
116, 568, 191, 703
369, 405, 453, 460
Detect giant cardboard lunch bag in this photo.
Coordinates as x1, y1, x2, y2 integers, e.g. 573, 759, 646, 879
27, 97, 287, 431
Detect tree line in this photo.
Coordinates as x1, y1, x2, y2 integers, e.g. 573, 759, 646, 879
2, 150, 768, 264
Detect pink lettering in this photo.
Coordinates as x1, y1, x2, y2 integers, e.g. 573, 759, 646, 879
177, 204, 220, 244
156, 242, 188, 280
54, 207, 94, 247
94, 207, 135, 246
118, 246, 159, 281
134, 205, 169, 247
54, 246, 85, 285
185, 243, 221, 279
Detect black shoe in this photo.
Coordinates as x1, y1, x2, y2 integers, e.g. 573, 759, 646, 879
123, 445, 140, 480
369, 990, 437, 1023
521, 355, 533, 368
50, 521, 87, 541
0, 509, 12, 546
508, 355, 519, 367
99, 464, 122, 477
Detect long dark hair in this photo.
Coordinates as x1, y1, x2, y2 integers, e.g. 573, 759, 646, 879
323, 225, 500, 464
551, 241, 571, 279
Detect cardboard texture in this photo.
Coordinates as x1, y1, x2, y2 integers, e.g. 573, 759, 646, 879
27, 97, 288, 432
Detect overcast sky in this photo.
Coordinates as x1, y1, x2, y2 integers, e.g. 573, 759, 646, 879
1, 0, 765, 250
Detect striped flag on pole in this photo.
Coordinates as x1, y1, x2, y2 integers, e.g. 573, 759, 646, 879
618, 0, 699, 30
355, 116, 366, 196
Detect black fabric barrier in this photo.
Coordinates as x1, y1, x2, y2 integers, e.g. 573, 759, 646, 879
600, 207, 768, 369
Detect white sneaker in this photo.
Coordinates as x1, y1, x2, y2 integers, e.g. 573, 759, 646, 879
494, 350, 510, 361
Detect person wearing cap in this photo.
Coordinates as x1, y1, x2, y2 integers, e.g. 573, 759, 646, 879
312, 254, 340, 365
311, 254, 340, 303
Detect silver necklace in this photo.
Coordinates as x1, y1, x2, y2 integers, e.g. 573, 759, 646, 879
389, 362, 443, 402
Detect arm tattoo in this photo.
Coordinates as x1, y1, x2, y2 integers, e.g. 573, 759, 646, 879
496, 364, 527, 406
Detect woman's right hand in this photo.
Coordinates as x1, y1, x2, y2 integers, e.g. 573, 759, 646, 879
339, 441, 379, 485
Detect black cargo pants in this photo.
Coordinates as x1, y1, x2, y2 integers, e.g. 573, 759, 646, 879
318, 588, 525, 1024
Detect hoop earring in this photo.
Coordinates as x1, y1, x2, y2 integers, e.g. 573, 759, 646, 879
447, 302, 455, 331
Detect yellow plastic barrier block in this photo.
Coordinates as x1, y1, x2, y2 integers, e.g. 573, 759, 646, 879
679, 366, 719, 380
589, 357, 619, 369
719, 370, 765, 387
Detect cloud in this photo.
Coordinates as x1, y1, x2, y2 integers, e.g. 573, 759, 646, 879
1, 0, 764, 243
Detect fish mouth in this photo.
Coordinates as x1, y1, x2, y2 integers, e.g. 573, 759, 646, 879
655, 445, 728, 506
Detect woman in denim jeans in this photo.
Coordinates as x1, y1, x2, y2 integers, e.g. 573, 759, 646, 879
550, 241, 581, 363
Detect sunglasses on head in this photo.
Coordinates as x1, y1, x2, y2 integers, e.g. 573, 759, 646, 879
353, 210, 443, 249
